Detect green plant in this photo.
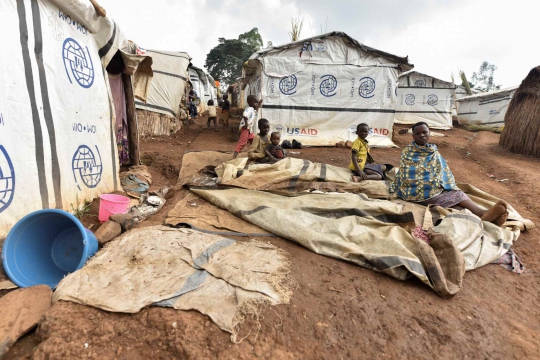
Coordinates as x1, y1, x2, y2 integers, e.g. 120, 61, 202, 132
70, 195, 92, 219
465, 124, 504, 134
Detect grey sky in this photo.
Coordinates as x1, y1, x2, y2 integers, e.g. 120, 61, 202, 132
102, 0, 538, 87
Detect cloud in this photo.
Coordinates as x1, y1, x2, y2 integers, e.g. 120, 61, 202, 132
101, 0, 539, 87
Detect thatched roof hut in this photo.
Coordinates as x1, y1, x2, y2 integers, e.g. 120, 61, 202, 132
500, 66, 540, 157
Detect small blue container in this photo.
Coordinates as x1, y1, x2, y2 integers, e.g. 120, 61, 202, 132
2, 209, 98, 288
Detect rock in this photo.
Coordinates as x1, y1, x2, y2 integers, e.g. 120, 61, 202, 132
345, 140, 353, 149
109, 213, 137, 232
0, 285, 52, 358
336, 141, 345, 148
94, 221, 122, 245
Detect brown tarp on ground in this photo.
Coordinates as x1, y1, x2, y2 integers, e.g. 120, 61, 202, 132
166, 191, 273, 236
54, 227, 292, 342
188, 187, 528, 298
178, 151, 389, 198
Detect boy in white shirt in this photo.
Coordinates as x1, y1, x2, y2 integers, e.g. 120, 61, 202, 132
232, 95, 262, 159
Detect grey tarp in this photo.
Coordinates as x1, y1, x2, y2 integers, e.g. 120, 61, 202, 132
54, 227, 292, 342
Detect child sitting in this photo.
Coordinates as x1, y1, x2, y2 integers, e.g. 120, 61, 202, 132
248, 119, 271, 161
349, 123, 387, 181
207, 99, 218, 132
264, 132, 288, 163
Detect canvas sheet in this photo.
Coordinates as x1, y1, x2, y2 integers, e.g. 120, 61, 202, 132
177, 152, 389, 198
191, 187, 527, 297
135, 50, 190, 118
54, 226, 292, 342
395, 87, 454, 129
260, 62, 398, 147
165, 190, 273, 236
0, 0, 120, 238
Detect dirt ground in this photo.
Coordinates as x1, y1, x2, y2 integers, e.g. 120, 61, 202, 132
4, 111, 540, 359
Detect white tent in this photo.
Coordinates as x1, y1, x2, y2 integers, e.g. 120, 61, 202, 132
242, 31, 413, 147
135, 49, 191, 119
456, 86, 518, 127
452, 86, 483, 118
0, 0, 149, 237
395, 71, 456, 130
188, 66, 208, 114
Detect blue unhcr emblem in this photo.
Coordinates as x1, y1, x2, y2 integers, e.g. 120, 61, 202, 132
72, 145, 102, 190
414, 79, 426, 87
62, 38, 95, 88
427, 94, 438, 106
405, 94, 415, 105
320, 75, 338, 97
358, 77, 376, 98
279, 75, 297, 95
0, 145, 15, 213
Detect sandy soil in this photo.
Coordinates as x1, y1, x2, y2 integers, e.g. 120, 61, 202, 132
4, 111, 540, 359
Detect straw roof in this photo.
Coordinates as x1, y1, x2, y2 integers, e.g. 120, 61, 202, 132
500, 66, 540, 157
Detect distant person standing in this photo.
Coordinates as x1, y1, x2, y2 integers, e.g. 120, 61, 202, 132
207, 99, 218, 132
188, 89, 198, 118
220, 95, 231, 127
232, 95, 262, 159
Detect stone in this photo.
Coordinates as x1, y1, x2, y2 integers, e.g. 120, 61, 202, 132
0, 285, 52, 357
94, 221, 122, 245
345, 140, 353, 149
109, 213, 137, 232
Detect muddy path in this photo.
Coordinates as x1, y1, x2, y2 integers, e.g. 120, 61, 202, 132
5, 113, 540, 359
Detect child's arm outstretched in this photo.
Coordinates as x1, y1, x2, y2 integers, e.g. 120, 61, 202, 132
265, 148, 276, 160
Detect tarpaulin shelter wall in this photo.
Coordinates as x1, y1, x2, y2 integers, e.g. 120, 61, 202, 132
0, 0, 149, 238
135, 49, 191, 136
188, 67, 208, 114
395, 71, 456, 130
243, 31, 413, 147
456, 86, 518, 127
452, 86, 483, 118
205, 73, 218, 105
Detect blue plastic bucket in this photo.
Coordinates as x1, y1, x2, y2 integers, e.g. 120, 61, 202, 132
1, 209, 98, 288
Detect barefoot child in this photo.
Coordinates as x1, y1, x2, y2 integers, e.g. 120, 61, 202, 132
207, 99, 218, 132
220, 95, 231, 127
248, 119, 271, 161
265, 132, 288, 163
349, 123, 387, 181
233, 95, 262, 159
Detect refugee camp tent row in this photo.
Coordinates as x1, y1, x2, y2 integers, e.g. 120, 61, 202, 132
0, 0, 152, 238
134, 49, 191, 136
242, 32, 413, 146
456, 86, 518, 128
188, 65, 218, 115
394, 71, 456, 130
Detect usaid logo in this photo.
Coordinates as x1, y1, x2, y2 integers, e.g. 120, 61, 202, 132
62, 38, 94, 88
0, 145, 15, 213
320, 75, 337, 97
279, 75, 297, 95
72, 145, 102, 190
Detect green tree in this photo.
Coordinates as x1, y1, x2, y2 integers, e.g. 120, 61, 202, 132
205, 28, 263, 86
471, 61, 501, 92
